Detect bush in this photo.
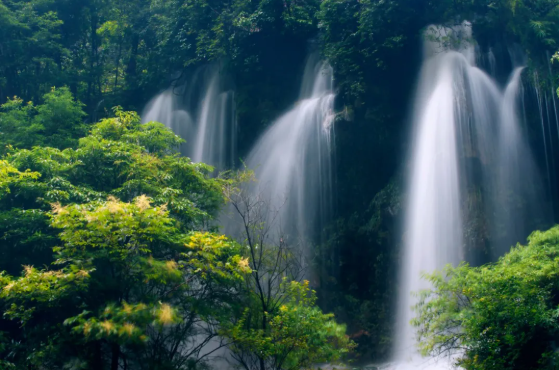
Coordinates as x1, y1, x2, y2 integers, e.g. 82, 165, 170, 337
414, 226, 559, 370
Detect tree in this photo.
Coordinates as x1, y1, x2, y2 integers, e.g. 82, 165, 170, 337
0, 94, 248, 368
0, 87, 86, 153
0, 102, 224, 277
1, 196, 249, 369
413, 225, 559, 370
221, 179, 355, 370
225, 278, 354, 370
0, 0, 67, 101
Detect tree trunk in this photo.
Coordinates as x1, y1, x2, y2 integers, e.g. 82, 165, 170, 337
92, 341, 103, 370
126, 33, 139, 84
114, 39, 122, 91
88, 3, 99, 110
111, 343, 120, 370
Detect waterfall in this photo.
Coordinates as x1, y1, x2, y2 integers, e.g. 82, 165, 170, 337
534, 67, 559, 220
394, 25, 466, 368
393, 23, 546, 369
142, 89, 195, 155
141, 66, 236, 170
224, 54, 335, 247
492, 68, 546, 255
487, 48, 496, 77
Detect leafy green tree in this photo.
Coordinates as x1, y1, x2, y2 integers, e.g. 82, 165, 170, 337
413, 225, 559, 370
0, 153, 58, 275
0, 90, 247, 368
0, 87, 86, 152
222, 181, 355, 370
0, 100, 223, 278
0, 0, 67, 101
1, 196, 249, 369
225, 279, 354, 370
0, 96, 351, 368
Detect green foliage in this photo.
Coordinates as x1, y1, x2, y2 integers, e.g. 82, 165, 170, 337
0, 87, 86, 152
0, 0, 66, 101
1, 265, 90, 324
413, 225, 559, 370
0, 159, 40, 196
1, 194, 249, 368
317, 0, 364, 100
224, 279, 355, 370
223, 184, 355, 369
5, 105, 223, 227
0, 86, 250, 367
153, 0, 320, 66
0, 158, 55, 275
34, 87, 87, 149
2, 0, 559, 367
0, 85, 352, 368
0, 100, 224, 282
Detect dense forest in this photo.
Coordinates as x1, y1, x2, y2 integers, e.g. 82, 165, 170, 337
2, 0, 559, 369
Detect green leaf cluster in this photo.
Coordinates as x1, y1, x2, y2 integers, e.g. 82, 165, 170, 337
0, 86, 354, 369
1, 194, 248, 368
0, 87, 86, 153
0, 89, 248, 367
224, 279, 355, 370
414, 225, 559, 370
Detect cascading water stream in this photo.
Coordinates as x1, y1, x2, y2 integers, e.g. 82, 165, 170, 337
393, 24, 545, 369
535, 74, 553, 192
493, 68, 546, 253
394, 41, 465, 370
224, 54, 335, 248
141, 66, 235, 170
142, 89, 195, 154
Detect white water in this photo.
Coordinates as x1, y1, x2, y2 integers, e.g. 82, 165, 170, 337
142, 66, 235, 170
533, 69, 559, 218
492, 68, 545, 253
393, 23, 544, 369
225, 54, 335, 247
394, 26, 466, 368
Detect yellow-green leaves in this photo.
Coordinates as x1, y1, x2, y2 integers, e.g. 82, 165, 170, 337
44, 196, 248, 351
65, 301, 179, 344
51, 195, 176, 269
1, 265, 90, 325
183, 231, 251, 280
0, 102, 252, 368
0, 160, 40, 197
223, 279, 355, 370
91, 107, 184, 156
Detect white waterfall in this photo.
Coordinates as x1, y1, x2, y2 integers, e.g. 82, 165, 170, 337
224, 54, 335, 247
141, 66, 235, 170
393, 23, 544, 369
